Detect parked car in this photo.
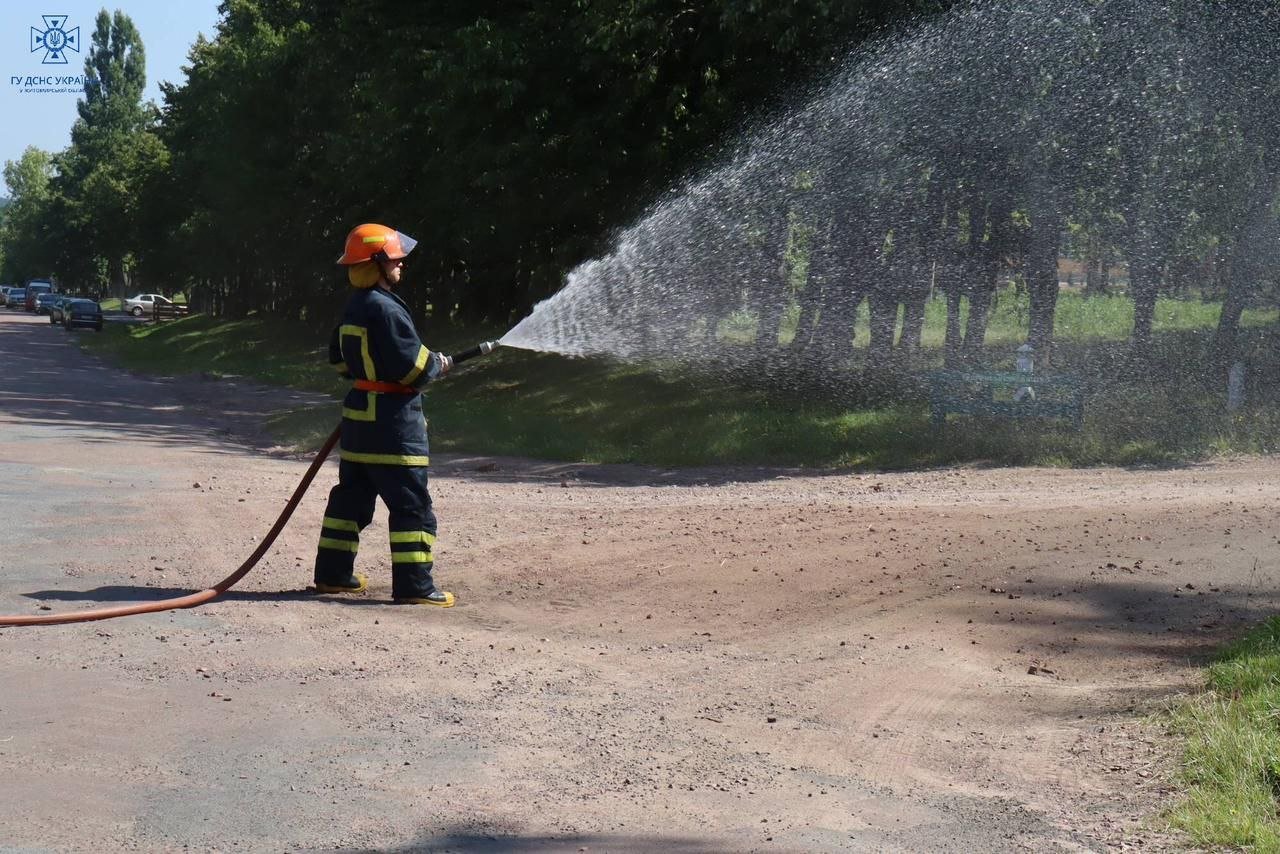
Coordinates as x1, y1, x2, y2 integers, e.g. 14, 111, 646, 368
47, 295, 81, 324
6, 288, 26, 309
34, 292, 63, 315
63, 299, 104, 332
122, 293, 172, 317
24, 280, 53, 312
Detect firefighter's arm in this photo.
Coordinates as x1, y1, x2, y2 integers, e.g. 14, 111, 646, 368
328, 325, 352, 379
382, 307, 449, 387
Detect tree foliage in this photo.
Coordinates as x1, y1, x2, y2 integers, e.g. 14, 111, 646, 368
0, 147, 56, 282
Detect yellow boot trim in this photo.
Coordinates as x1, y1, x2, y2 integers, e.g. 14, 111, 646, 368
395, 591, 455, 607
314, 572, 368, 594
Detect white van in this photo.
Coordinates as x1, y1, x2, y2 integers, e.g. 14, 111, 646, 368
23, 280, 53, 312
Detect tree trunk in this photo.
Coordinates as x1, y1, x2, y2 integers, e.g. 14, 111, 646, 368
1128, 259, 1161, 350
812, 288, 862, 359
962, 278, 994, 358
1211, 163, 1280, 368
742, 203, 790, 353
109, 256, 125, 300
1084, 255, 1104, 296
231, 270, 252, 318
896, 256, 930, 366
795, 219, 867, 361
865, 284, 898, 375
792, 248, 828, 354
1026, 214, 1061, 361
756, 290, 790, 350
897, 280, 928, 359
1212, 271, 1245, 367
942, 272, 963, 370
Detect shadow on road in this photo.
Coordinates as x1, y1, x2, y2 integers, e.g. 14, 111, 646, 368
0, 314, 329, 456
938, 572, 1280, 716
388, 832, 734, 853
23, 585, 393, 608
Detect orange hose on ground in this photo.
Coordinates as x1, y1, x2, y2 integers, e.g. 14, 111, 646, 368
0, 424, 342, 627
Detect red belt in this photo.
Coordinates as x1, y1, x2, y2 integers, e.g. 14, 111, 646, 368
353, 379, 417, 394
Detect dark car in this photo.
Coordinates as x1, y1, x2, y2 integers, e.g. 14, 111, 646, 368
47, 295, 81, 324
34, 292, 63, 315
6, 288, 26, 309
63, 299, 104, 332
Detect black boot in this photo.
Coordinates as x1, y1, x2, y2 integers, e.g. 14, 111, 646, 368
314, 571, 368, 594
393, 590, 455, 607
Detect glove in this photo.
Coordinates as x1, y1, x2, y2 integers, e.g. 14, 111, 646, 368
439, 354, 454, 375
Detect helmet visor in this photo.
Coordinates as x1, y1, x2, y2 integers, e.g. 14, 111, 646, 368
390, 232, 418, 260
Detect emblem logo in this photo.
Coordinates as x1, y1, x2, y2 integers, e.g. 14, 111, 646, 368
30, 15, 79, 65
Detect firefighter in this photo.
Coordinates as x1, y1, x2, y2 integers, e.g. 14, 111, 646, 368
314, 223, 455, 606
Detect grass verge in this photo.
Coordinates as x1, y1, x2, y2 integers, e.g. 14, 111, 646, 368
87, 313, 348, 393
81, 291, 1280, 467
1166, 618, 1280, 849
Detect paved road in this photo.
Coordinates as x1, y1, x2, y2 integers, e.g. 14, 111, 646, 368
0, 310, 379, 851
0, 310, 225, 601
0, 307, 326, 597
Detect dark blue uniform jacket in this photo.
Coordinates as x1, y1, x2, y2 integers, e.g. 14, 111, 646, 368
328, 287, 446, 466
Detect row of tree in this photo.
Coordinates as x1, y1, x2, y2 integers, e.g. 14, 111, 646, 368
0, 0, 943, 321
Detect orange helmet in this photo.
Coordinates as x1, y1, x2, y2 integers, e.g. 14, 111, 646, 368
337, 223, 419, 265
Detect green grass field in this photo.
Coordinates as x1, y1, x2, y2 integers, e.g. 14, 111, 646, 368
82, 286, 1280, 467
1166, 617, 1280, 849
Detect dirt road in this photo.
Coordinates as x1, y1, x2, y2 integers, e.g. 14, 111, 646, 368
1, 309, 1275, 851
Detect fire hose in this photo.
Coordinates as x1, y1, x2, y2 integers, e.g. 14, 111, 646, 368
0, 341, 500, 627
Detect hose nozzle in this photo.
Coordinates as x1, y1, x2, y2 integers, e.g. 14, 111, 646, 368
449, 340, 501, 365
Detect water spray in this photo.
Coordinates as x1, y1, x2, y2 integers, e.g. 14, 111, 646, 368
486, 0, 1280, 396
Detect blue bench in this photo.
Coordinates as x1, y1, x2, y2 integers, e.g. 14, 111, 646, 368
927, 370, 1085, 429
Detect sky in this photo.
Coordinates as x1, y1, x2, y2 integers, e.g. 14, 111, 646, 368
0, 0, 221, 169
